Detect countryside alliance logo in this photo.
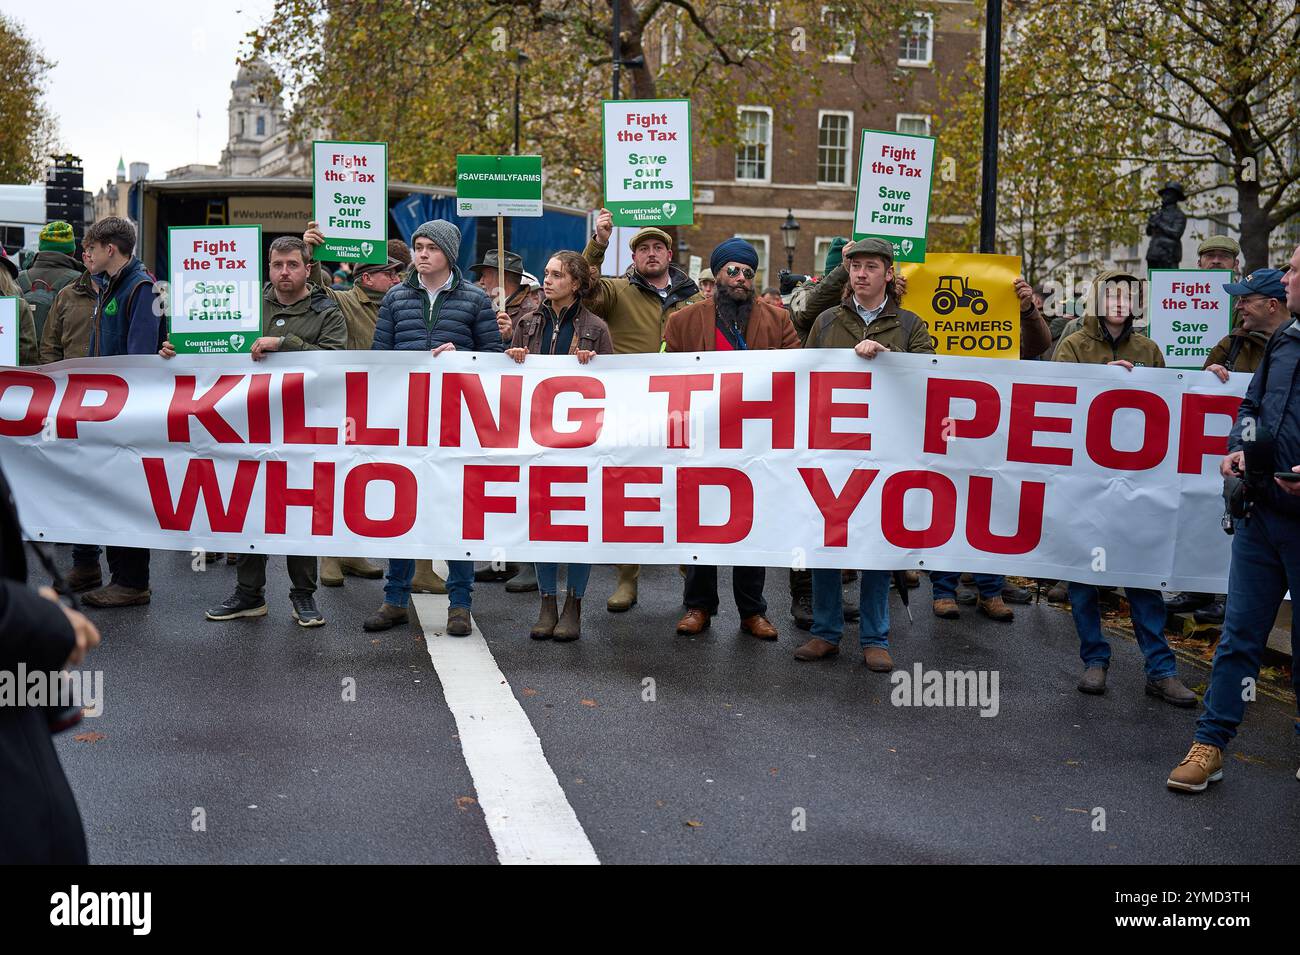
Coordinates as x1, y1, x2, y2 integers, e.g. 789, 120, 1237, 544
661, 202, 677, 219
229, 334, 245, 351
360, 241, 374, 258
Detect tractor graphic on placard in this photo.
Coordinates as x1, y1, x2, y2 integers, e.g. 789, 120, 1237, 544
931, 275, 988, 315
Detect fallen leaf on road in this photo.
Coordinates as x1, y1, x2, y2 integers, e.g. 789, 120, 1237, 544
580, 699, 598, 707
370, 639, 381, 646
73, 731, 106, 743
521, 687, 538, 697
1232, 752, 1268, 765
685, 820, 702, 828
455, 796, 477, 810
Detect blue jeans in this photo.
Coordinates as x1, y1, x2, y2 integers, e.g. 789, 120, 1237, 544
1068, 582, 1175, 679
1196, 508, 1300, 749
385, 559, 473, 609
931, 571, 1003, 600
536, 563, 591, 598
811, 568, 890, 649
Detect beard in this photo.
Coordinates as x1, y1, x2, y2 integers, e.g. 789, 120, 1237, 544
714, 282, 754, 326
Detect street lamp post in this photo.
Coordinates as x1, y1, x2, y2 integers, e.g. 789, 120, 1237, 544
780, 210, 800, 272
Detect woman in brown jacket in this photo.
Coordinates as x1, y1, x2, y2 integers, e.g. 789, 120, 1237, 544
506, 250, 614, 641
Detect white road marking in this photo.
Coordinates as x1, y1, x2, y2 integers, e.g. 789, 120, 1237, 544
412, 593, 600, 865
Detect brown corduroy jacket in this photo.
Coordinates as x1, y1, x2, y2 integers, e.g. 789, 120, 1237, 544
662, 297, 801, 352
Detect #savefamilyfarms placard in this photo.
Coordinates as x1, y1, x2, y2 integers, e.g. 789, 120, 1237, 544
853, 128, 936, 263
455, 155, 544, 217
602, 98, 693, 227
1147, 269, 1234, 370
167, 225, 262, 354
312, 140, 388, 265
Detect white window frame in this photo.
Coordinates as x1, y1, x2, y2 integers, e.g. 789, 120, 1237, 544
735, 106, 773, 184
821, 6, 857, 62
814, 236, 837, 274
817, 110, 854, 186
895, 113, 931, 136
736, 233, 771, 289
898, 12, 934, 68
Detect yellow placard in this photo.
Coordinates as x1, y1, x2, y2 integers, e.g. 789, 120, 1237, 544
899, 253, 1022, 359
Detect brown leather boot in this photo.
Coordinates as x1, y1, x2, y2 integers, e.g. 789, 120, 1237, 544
902, 570, 920, 588
607, 564, 639, 612
676, 608, 710, 635
978, 595, 1014, 621
320, 557, 345, 587
65, 565, 102, 593
552, 593, 582, 642
363, 603, 409, 632
530, 595, 559, 640
932, 597, 960, 619
412, 560, 447, 594
793, 637, 839, 661
82, 583, 151, 607
740, 614, 778, 640
862, 646, 894, 672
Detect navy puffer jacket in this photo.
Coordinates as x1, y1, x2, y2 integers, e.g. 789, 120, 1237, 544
371, 266, 504, 352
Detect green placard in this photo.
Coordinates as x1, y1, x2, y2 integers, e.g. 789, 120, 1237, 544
312, 140, 388, 264
602, 98, 694, 227
455, 155, 543, 217
852, 128, 936, 263
167, 225, 263, 354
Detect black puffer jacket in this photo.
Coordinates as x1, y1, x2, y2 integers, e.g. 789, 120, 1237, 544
371, 266, 504, 352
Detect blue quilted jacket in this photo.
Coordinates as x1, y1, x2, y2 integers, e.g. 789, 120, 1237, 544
371, 267, 504, 352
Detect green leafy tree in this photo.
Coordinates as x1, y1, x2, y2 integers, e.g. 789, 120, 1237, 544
0, 13, 58, 184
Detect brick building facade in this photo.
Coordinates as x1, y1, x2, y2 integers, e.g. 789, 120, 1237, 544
659, 4, 979, 287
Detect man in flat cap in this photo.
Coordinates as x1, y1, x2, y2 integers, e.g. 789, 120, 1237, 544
583, 207, 703, 613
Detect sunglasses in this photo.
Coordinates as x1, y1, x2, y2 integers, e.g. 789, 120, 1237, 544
724, 265, 755, 279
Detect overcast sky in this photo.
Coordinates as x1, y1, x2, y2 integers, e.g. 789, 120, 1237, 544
1, 0, 275, 189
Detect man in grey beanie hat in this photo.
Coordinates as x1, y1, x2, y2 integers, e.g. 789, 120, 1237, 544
367, 218, 503, 637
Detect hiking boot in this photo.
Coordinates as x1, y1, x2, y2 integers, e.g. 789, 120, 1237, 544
793, 637, 839, 661
1193, 599, 1225, 625
932, 598, 960, 619
902, 570, 920, 588
978, 596, 1014, 622
530, 595, 559, 640
607, 564, 639, 612
320, 557, 345, 587
82, 583, 151, 608
1167, 742, 1224, 793
226, 553, 238, 565
1077, 666, 1107, 695
340, 556, 383, 579
363, 603, 408, 632
65, 565, 102, 593
1046, 580, 1069, 603
955, 585, 978, 606
740, 614, 778, 640
290, 594, 325, 628
505, 562, 539, 593
447, 607, 473, 637
676, 608, 710, 635
1145, 676, 1197, 708
1001, 583, 1033, 604
862, 646, 894, 672
791, 591, 813, 631
205, 591, 268, 621
552, 593, 582, 641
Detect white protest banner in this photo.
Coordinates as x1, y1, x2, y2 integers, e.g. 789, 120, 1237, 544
1147, 269, 1233, 369
0, 351, 1246, 592
167, 225, 263, 354
852, 128, 936, 262
312, 140, 388, 264
602, 98, 693, 226
0, 297, 17, 366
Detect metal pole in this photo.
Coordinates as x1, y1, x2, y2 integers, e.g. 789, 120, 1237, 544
513, 65, 521, 155
979, 0, 1002, 254
612, 0, 621, 100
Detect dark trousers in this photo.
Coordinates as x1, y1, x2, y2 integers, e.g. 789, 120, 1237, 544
72, 544, 101, 568
684, 565, 767, 617
236, 554, 317, 601
106, 546, 149, 590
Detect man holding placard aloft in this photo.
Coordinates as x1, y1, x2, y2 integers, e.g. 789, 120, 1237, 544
312, 140, 388, 266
